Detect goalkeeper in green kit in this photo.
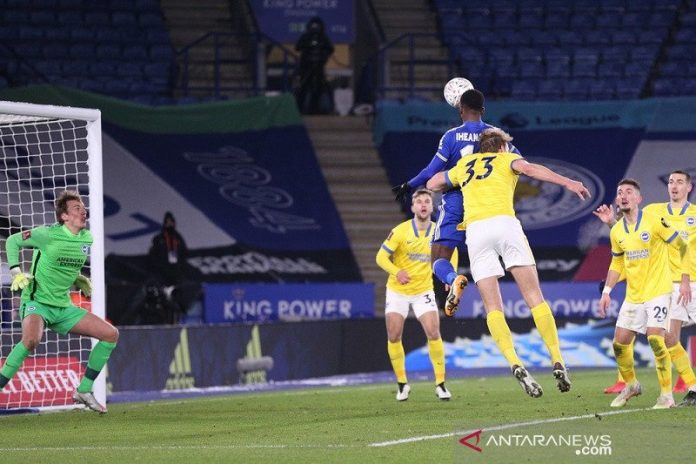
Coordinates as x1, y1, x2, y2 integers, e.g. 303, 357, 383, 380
1, 190, 118, 413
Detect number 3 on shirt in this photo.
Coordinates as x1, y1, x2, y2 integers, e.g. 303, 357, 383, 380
460, 156, 497, 186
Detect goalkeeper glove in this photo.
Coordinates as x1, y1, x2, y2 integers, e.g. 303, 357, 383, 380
74, 274, 92, 297
391, 182, 410, 202
9, 267, 33, 292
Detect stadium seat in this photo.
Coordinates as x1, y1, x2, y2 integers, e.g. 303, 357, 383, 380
546, 61, 570, 79
557, 31, 583, 46
138, 12, 164, 27
544, 47, 571, 64
14, 43, 43, 59
19, 27, 44, 41
616, 78, 644, 99
602, 46, 630, 62
103, 79, 131, 95
517, 47, 543, 63
597, 62, 623, 78
596, 12, 622, 28
674, 29, 696, 43
639, 30, 666, 45
537, 80, 563, 100
572, 62, 596, 78
686, 62, 696, 76
71, 28, 97, 42
652, 77, 681, 96
69, 44, 96, 60
660, 61, 687, 76
96, 44, 121, 60
493, 13, 516, 28
584, 30, 611, 46
621, 12, 648, 28
648, 11, 675, 27
518, 13, 544, 28
574, 48, 599, 64
90, 62, 117, 77
545, 13, 568, 29
682, 12, 696, 26
123, 45, 149, 60
630, 46, 658, 63
110, 0, 136, 10
41, 43, 70, 59
62, 60, 91, 77
149, 45, 174, 62
85, 11, 111, 26
30, 11, 55, 25
666, 45, 692, 61
611, 31, 638, 45
530, 30, 557, 46
563, 79, 588, 100
589, 80, 615, 100
569, 13, 595, 29
116, 63, 143, 78
519, 62, 544, 79
511, 80, 537, 101
112, 12, 138, 27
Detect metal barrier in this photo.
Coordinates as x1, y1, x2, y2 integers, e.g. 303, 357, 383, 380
176, 31, 298, 98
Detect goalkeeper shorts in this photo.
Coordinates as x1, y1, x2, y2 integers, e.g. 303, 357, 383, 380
20, 300, 88, 335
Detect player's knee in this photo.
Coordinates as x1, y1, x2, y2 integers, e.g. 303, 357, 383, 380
21, 336, 40, 352
104, 326, 119, 343
664, 331, 677, 347
387, 335, 401, 344
425, 328, 441, 340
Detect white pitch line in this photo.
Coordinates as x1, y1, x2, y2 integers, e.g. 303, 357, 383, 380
369, 407, 651, 447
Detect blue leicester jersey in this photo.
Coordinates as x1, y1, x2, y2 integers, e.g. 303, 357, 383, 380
407, 120, 520, 242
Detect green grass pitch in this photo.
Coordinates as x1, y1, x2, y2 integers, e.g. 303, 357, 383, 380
0, 369, 694, 463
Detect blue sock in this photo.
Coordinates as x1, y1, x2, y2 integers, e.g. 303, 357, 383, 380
433, 259, 458, 285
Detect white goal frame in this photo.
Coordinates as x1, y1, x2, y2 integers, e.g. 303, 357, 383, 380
0, 100, 105, 410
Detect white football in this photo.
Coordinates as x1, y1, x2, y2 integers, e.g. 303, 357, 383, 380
443, 77, 474, 108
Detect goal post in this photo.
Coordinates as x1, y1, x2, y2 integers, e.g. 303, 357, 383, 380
0, 100, 105, 412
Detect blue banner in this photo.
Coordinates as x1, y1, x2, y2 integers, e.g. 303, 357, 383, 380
250, 0, 354, 43
204, 283, 374, 323
453, 282, 626, 319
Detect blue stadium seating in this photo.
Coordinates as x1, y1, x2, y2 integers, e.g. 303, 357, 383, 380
3, 0, 174, 102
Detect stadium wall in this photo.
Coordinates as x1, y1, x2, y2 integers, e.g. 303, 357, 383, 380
106, 320, 696, 394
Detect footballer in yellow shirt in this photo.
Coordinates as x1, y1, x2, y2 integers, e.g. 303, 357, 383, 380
599, 178, 689, 409
375, 189, 456, 401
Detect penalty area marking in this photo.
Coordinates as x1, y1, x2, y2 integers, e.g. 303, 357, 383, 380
369, 407, 651, 447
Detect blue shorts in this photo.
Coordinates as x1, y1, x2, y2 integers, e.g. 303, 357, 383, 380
432, 191, 465, 249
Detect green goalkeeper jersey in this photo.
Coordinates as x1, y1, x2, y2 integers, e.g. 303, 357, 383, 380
5, 224, 92, 307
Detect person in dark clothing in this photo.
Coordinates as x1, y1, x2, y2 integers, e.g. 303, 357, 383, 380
149, 211, 188, 285
295, 16, 335, 114
146, 212, 200, 323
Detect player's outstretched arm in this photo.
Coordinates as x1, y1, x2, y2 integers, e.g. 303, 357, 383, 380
513, 160, 591, 200
426, 171, 448, 192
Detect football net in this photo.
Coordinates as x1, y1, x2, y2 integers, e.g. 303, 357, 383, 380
0, 100, 104, 412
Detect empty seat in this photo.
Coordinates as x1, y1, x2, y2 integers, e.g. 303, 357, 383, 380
517, 47, 543, 63
14, 43, 43, 59
653, 77, 682, 96
117, 63, 142, 78
85, 11, 110, 26
510, 80, 537, 100
598, 62, 623, 78
572, 61, 596, 78
112, 12, 138, 27
69, 43, 95, 59
666, 45, 693, 61
621, 12, 648, 28
569, 13, 594, 29
596, 12, 622, 28
574, 48, 599, 64
630, 45, 658, 63
589, 80, 615, 100
660, 61, 687, 76
519, 62, 544, 78
70, 28, 96, 42
674, 29, 696, 43
518, 13, 543, 28
44, 27, 72, 41
616, 78, 644, 99
30, 11, 55, 25
639, 30, 665, 45
149, 45, 174, 62
584, 30, 611, 45
563, 79, 588, 99
90, 62, 117, 77
612, 30, 637, 45
139, 12, 163, 27
123, 45, 148, 60
96, 44, 121, 60
602, 46, 630, 62
537, 80, 563, 100
545, 13, 568, 28
648, 11, 675, 27
557, 30, 583, 46
546, 61, 570, 78
624, 62, 649, 77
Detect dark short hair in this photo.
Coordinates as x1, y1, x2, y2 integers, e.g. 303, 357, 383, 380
618, 178, 641, 191
55, 190, 82, 224
670, 170, 692, 183
459, 89, 484, 112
